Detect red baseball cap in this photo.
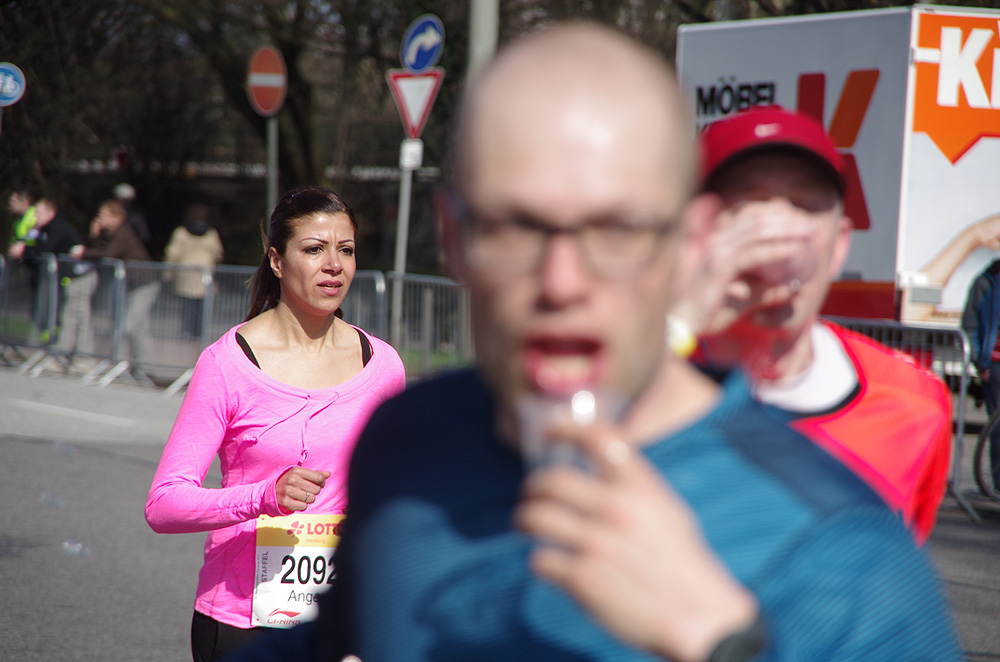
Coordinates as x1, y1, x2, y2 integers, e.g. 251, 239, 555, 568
699, 105, 846, 193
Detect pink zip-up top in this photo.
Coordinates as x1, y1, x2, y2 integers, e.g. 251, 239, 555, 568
145, 323, 405, 628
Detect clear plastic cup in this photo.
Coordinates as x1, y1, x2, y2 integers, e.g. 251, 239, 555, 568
515, 389, 625, 474
751, 249, 815, 291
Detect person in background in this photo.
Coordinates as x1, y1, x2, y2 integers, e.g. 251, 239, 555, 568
230, 22, 959, 662
962, 257, 1000, 492
9, 195, 86, 345
669, 106, 952, 545
146, 187, 405, 662
113, 182, 152, 249
7, 188, 37, 248
23, 197, 96, 359
164, 202, 225, 340
81, 199, 158, 366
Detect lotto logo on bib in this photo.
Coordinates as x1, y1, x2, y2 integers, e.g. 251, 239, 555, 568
275, 518, 342, 543
253, 513, 345, 627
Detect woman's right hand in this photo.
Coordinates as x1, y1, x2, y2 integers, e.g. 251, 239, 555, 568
275, 467, 331, 512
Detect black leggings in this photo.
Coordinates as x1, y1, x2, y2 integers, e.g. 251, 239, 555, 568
191, 611, 264, 662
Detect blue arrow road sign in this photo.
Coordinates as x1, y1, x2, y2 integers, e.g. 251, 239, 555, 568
0, 62, 26, 107
401, 14, 444, 74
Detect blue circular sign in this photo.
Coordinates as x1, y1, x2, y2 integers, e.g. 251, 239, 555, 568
400, 14, 445, 74
0, 62, 26, 107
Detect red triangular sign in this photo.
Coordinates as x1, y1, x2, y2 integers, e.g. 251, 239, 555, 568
386, 68, 445, 140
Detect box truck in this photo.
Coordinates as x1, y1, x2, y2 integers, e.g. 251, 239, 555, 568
677, 4, 1000, 325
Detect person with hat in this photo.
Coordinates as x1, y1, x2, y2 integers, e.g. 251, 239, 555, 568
670, 105, 952, 544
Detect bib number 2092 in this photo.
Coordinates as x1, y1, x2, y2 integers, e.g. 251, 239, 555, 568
280, 553, 336, 585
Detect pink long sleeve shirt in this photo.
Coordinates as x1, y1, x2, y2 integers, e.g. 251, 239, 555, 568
145, 324, 405, 628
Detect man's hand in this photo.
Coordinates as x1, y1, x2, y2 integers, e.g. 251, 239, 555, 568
514, 422, 759, 662
8, 241, 25, 260
673, 199, 816, 337
275, 467, 331, 513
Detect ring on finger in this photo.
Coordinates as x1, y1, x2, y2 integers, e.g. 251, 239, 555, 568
604, 438, 630, 466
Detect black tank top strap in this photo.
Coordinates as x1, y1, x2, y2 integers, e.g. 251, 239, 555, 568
357, 328, 372, 367
235, 332, 261, 368
236, 329, 370, 370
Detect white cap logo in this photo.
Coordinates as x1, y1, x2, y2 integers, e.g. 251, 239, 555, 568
754, 122, 781, 138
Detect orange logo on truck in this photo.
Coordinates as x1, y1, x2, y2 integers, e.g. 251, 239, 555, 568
913, 13, 1000, 163
797, 70, 879, 231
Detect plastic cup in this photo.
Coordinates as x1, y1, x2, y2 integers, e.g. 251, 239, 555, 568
515, 389, 625, 474
751, 246, 816, 291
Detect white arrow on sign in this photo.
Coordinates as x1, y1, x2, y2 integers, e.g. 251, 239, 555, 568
386, 68, 445, 140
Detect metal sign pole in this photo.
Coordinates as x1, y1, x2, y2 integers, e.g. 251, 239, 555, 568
387, 16, 443, 348
468, 0, 499, 79
246, 46, 287, 221
391, 163, 414, 348
267, 116, 278, 218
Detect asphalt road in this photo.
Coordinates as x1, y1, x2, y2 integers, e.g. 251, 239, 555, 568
1, 365, 999, 661
1, 368, 195, 661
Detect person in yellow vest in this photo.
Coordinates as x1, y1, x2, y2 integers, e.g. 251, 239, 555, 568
7, 189, 46, 342
7, 189, 37, 258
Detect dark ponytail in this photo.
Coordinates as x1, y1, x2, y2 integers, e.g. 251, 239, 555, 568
244, 187, 359, 321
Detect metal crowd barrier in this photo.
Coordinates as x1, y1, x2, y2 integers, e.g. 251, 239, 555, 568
203, 267, 388, 344
93, 260, 197, 388
207, 264, 255, 340
387, 272, 474, 380
156, 263, 254, 396
824, 315, 979, 523
2, 254, 122, 379
18, 257, 122, 381
0, 253, 12, 366
1, 254, 468, 390
341, 270, 388, 342
2, 252, 59, 356
81, 258, 128, 380
163, 267, 392, 395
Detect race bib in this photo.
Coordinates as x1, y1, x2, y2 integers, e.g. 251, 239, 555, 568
251, 513, 344, 628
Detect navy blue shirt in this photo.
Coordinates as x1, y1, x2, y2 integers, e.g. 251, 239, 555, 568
232, 369, 960, 661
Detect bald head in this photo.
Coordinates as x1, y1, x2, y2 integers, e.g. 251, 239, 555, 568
441, 24, 709, 413
451, 23, 695, 206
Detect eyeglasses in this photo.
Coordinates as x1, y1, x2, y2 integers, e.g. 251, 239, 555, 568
460, 207, 679, 278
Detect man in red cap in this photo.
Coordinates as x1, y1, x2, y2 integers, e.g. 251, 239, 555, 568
670, 105, 952, 544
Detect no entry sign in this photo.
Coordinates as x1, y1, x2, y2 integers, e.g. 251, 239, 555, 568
247, 46, 287, 117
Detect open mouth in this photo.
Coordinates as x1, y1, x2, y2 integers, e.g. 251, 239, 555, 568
524, 337, 603, 394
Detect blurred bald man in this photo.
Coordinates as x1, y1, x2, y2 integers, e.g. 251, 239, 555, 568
229, 22, 959, 662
